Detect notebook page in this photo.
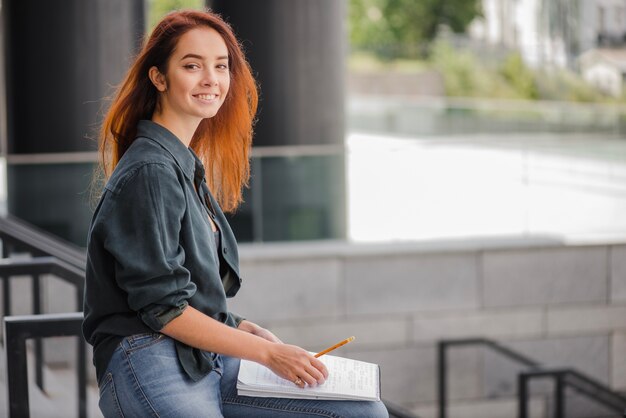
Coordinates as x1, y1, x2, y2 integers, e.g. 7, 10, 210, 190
238, 354, 379, 399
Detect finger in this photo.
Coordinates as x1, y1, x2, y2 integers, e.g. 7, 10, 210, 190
305, 364, 326, 385
298, 370, 318, 387
267, 333, 282, 344
311, 357, 329, 379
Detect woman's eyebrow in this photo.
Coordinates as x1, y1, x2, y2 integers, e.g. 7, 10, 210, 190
180, 53, 204, 61
180, 53, 229, 61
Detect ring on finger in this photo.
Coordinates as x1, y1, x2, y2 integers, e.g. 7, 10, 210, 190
294, 377, 303, 386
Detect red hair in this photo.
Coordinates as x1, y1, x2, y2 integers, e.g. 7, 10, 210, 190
99, 9, 258, 212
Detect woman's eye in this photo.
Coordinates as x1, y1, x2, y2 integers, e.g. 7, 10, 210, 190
217, 64, 229, 70
184, 64, 200, 70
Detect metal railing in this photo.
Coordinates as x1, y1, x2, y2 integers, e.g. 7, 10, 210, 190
438, 338, 540, 418
0, 256, 85, 317
0, 256, 85, 394
0, 214, 86, 268
4, 312, 86, 418
0, 216, 88, 417
518, 367, 626, 418
438, 338, 626, 418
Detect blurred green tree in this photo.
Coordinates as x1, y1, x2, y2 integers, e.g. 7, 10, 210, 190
350, 0, 482, 58
500, 53, 539, 99
147, 0, 204, 31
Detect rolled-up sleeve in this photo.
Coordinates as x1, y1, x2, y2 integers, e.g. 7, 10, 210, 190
102, 163, 196, 331
227, 311, 245, 328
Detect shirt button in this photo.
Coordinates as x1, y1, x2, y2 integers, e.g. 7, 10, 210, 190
223, 247, 228, 254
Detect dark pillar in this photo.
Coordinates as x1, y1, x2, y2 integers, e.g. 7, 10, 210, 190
209, 0, 345, 147
4, 0, 144, 153
2, 0, 144, 244
210, 0, 347, 241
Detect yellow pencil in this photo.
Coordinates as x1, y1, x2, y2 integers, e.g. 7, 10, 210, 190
314, 336, 356, 358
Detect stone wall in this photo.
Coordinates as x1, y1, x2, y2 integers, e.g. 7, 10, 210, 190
230, 237, 626, 417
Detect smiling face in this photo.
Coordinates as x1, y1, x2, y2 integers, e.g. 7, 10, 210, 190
149, 26, 230, 127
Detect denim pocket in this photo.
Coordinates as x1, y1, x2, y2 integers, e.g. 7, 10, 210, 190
98, 373, 124, 418
124, 333, 165, 353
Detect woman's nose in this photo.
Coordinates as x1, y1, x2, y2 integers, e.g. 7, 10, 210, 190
202, 69, 218, 86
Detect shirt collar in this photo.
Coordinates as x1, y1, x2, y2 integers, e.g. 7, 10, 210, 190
136, 120, 196, 180
188, 147, 207, 184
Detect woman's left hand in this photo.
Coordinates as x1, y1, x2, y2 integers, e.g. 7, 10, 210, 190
238, 320, 283, 343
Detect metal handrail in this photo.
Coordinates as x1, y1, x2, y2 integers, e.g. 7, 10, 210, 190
518, 367, 626, 418
4, 312, 86, 418
0, 257, 85, 393
438, 338, 540, 418
566, 369, 626, 410
439, 338, 626, 418
0, 214, 86, 269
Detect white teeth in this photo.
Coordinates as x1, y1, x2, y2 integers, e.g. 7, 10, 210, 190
197, 94, 216, 100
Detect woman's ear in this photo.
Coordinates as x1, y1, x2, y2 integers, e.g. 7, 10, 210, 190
149, 66, 167, 92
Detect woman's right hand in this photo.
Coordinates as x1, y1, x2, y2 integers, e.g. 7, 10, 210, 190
263, 343, 329, 388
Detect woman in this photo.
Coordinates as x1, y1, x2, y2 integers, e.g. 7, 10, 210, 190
83, 9, 388, 418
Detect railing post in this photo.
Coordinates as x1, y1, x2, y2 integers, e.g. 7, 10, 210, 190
77, 337, 87, 418
3, 242, 11, 258
438, 341, 447, 418
5, 313, 85, 418
3, 275, 10, 317
76, 285, 84, 311
555, 373, 564, 418
4, 318, 31, 418
518, 372, 529, 418
32, 273, 44, 392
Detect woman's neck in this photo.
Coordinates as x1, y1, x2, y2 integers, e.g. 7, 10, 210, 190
151, 112, 200, 148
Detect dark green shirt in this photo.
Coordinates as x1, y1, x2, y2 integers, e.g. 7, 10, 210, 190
82, 120, 244, 383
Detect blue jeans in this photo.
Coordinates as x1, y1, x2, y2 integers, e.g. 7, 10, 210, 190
98, 333, 389, 418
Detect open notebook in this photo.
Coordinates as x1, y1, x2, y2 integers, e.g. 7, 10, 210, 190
237, 354, 380, 401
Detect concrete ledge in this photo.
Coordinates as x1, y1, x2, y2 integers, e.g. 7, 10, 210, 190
345, 253, 479, 315
239, 234, 626, 262
232, 236, 625, 414
611, 245, 626, 302
266, 316, 409, 351
611, 332, 626, 390
412, 308, 544, 342
238, 235, 581, 261
547, 304, 626, 335
483, 246, 608, 307
231, 259, 342, 321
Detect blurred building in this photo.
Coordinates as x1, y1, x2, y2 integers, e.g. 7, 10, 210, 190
470, 0, 626, 69
579, 48, 626, 96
